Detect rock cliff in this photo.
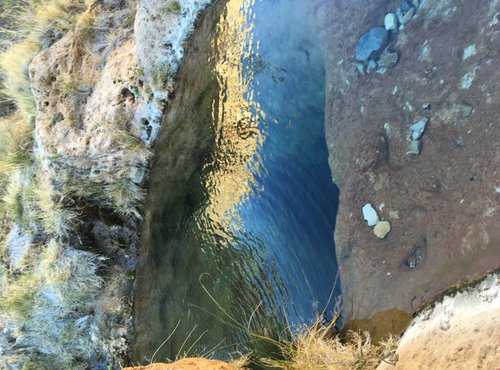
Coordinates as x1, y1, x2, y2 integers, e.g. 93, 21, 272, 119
0, 0, 213, 368
317, 0, 500, 319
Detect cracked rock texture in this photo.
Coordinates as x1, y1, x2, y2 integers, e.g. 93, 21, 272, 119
315, 0, 500, 319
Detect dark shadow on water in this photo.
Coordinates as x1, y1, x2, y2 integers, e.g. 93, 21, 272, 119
133, 0, 340, 364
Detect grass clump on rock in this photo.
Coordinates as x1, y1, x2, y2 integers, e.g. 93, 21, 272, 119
260, 317, 399, 370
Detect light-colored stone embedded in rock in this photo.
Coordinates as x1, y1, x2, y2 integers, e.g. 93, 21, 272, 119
460, 68, 477, 89
410, 117, 429, 140
378, 50, 399, 70
374, 221, 391, 238
397, 5, 415, 26
353, 62, 366, 75
462, 44, 477, 60
408, 139, 422, 155
363, 203, 380, 226
384, 13, 398, 31
366, 59, 378, 73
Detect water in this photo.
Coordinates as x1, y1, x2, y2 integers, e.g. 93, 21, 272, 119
133, 0, 339, 363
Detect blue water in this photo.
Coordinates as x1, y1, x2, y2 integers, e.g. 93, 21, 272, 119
134, 0, 339, 362
225, 0, 339, 323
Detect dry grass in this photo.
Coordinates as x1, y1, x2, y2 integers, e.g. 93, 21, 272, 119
262, 318, 398, 370
0, 168, 36, 227
0, 39, 38, 117
33, 171, 79, 236
0, 270, 39, 320
105, 177, 145, 218
74, 10, 95, 42
0, 238, 103, 368
0, 112, 33, 174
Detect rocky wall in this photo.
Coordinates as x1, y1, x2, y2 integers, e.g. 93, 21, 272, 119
316, 0, 500, 319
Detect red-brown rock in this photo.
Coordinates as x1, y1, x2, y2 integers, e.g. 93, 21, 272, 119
315, 0, 500, 321
123, 358, 239, 370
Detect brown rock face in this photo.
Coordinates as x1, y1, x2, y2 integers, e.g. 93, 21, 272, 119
123, 358, 239, 370
316, 0, 500, 319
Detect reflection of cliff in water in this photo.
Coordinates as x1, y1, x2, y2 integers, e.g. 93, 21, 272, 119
134, 0, 340, 363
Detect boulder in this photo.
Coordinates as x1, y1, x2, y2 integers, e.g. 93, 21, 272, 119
355, 27, 389, 61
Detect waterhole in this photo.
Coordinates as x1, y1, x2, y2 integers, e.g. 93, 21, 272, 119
133, 0, 339, 363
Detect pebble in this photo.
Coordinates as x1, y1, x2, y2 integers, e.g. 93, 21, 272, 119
362, 203, 379, 226
384, 13, 398, 31
366, 59, 378, 73
454, 102, 474, 118
374, 220, 391, 238
378, 50, 399, 69
410, 117, 429, 140
353, 62, 366, 75
398, 7, 415, 26
408, 139, 422, 155
355, 27, 389, 61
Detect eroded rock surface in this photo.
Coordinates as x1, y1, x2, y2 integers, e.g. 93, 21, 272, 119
316, 0, 500, 319
378, 273, 500, 369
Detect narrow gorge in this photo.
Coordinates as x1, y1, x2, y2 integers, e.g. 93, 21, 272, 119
0, 0, 498, 369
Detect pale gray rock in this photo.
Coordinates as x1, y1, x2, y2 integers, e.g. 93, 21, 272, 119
374, 220, 391, 238
366, 59, 378, 73
410, 117, 429, 140
363, 203, 380, 226
408, 139, 422, 155
378, 50, 399, 69
353, 62, 366, 76
397, 3, 415, 26
385, 13, 398, 31
355, 27, 389, 61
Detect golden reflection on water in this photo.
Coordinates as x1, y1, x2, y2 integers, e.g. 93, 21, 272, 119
201, 0, 265, 228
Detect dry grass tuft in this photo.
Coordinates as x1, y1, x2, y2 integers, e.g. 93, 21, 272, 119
262, 318, 399, 370
0, 112, 33, 174
0, 39, 38, 117
33, 171, 79, 236
105, 177, 145, 218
